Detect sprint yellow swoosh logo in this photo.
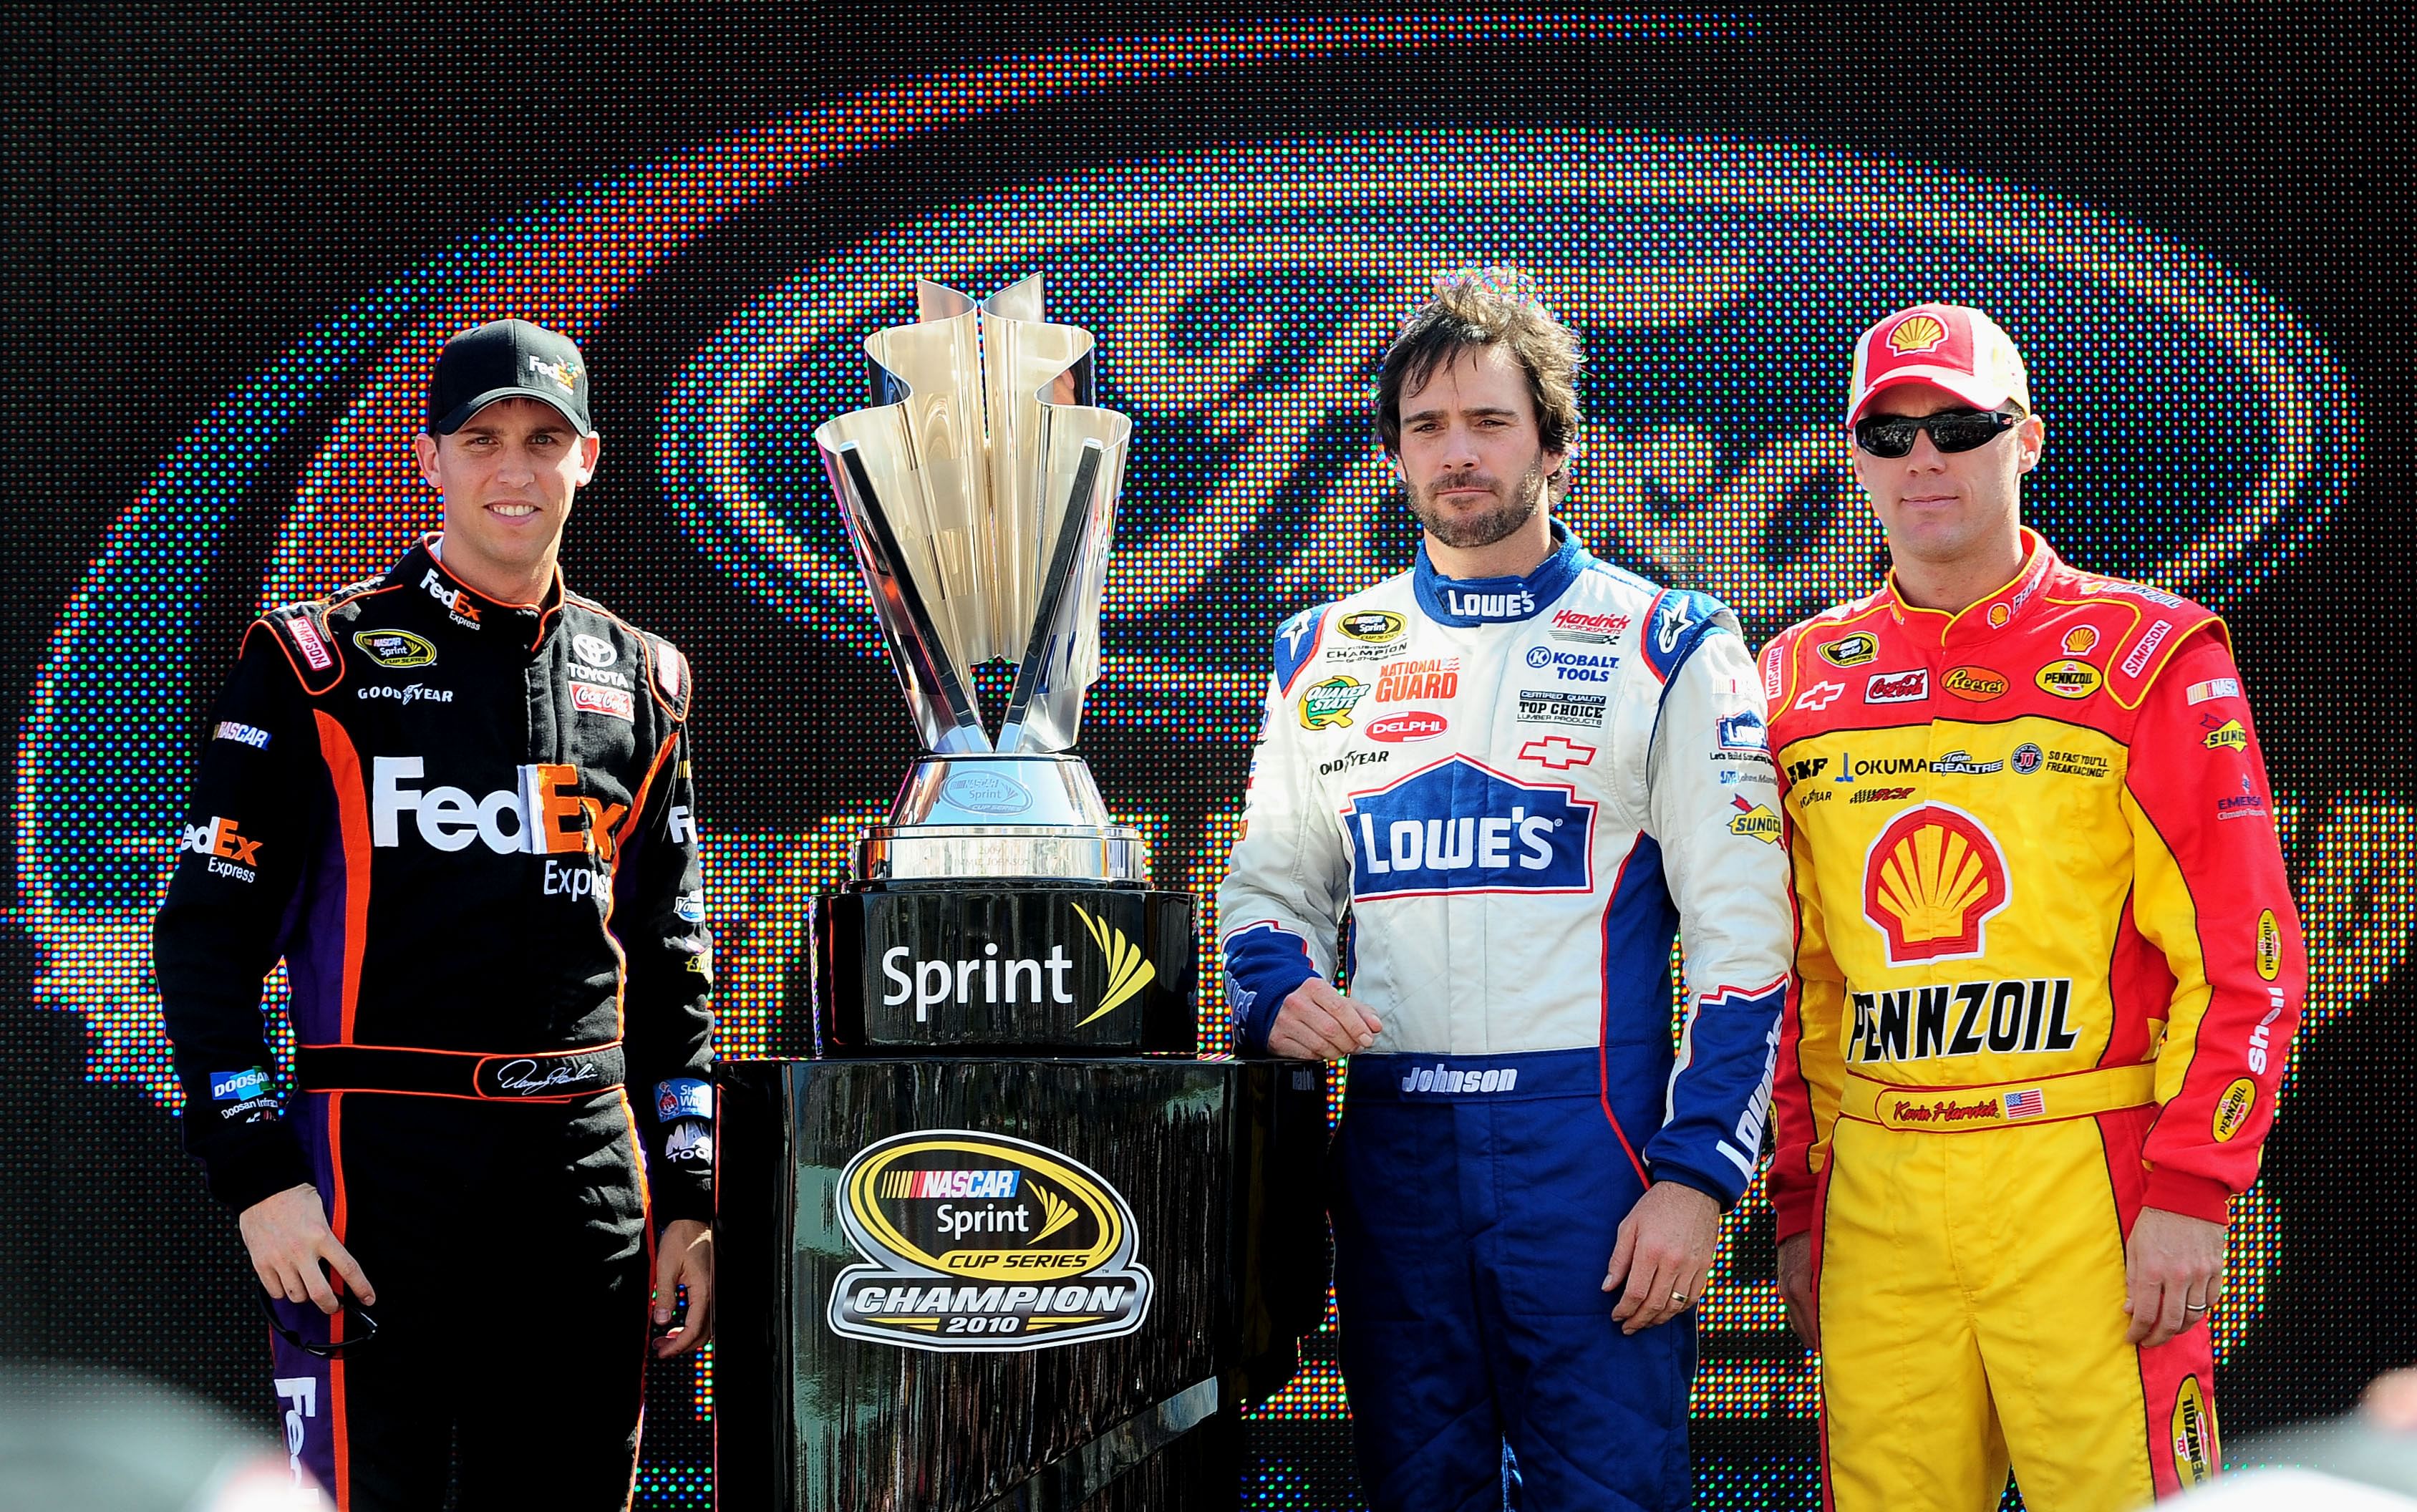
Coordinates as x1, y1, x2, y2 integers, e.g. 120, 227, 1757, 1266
1071, 903, 1155, 1025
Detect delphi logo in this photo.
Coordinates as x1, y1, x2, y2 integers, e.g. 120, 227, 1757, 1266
1347, 757, 1593, 899
828, 1130, 1153, 1352
1864, 805, 2011, 965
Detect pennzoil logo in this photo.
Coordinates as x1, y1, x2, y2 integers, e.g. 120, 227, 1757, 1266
2212, 1077, 2257, 1143
2036, 659, 2103, 699
828, 1130, 1153, 1352
1337, 610, 1405, 643
2171, 1376, 2217, 1486
352, 629, 437, 669
2256, 909, 2282, 981
1817, 631, 1878, 667
1864, 805, 2010, 965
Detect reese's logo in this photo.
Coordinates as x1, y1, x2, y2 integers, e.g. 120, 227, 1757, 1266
351, 629, 437, 669
1942, 666, 2007, 701
828, 1130, 1153, 1352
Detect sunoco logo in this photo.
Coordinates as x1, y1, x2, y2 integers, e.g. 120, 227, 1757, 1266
828, 1130, 1153, 1352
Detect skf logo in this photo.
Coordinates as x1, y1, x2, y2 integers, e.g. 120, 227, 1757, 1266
1864, 805, 2010, 964
1297, 675, 1367, 730
2212, 1077, 2257, 1143
371, 757, 624, 861
2203, 717, 2249, 750
828, 1130, 1153, 1352
2255, 908, 2282, 981
1786, 757, 1829, 782
1793, 680, 1846, 712
1519, 736, 1595, 770
1346, 757, 1592, 898
1816, 632, 1878, 667
2171, 1376, 2217, 1487
1886, 312, 1948, 355
182, 815, 262, 881
1727, 798, 1781, 843
1942, 666, 2007, 701
2035, 659, 2102, 699
1337, 610, 1405, 643
420, 569, 481, 626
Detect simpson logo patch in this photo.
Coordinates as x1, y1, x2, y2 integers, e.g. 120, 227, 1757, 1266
827, 1130, 1153, 1352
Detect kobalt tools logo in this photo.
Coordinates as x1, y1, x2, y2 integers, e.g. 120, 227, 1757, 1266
1524, 646, 1620, 682
828, 1130, 1153, 1352
1346, 757, 1593, 898
1864, 805, 2011, 964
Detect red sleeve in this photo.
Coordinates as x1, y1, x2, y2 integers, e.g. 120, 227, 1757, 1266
2121, 630, 2306, 1223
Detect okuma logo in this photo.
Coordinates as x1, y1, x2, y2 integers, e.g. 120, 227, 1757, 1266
828, 1130, 1153, 1352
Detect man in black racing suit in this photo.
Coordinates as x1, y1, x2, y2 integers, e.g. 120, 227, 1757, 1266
154, 319, 713, 1508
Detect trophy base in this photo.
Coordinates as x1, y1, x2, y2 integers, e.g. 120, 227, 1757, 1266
865, 753, 1148, 883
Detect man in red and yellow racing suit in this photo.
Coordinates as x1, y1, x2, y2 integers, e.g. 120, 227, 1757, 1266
1763, 303, 2306, 1510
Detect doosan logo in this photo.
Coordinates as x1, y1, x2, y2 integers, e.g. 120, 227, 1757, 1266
1367, 711, 1448, 743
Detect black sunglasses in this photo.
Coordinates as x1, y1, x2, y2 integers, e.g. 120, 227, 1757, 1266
1853, 408, 2023, 458
258, 1282, 381, 1358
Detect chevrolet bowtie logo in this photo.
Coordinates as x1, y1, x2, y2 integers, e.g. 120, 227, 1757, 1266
1519, 735, 1597, 770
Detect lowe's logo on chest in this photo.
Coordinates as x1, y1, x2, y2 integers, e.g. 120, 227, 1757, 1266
1346, 757, 1592, 898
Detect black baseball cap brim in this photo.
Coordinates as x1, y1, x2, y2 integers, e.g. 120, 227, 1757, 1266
425, 319, 596, 436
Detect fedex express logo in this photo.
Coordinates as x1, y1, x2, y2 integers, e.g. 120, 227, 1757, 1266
371, 757, 624, 861
1345, 757, 1593, 899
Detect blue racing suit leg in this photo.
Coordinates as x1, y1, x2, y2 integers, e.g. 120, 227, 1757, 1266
1330, 1050, 1695, 1512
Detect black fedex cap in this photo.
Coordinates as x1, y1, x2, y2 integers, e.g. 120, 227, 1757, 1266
425, 319, 595, 435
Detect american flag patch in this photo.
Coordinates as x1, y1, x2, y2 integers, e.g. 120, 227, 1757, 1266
2003, 1088, 2045, 1120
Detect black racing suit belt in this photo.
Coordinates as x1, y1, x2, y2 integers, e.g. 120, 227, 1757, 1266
294, 1041, 626, 1101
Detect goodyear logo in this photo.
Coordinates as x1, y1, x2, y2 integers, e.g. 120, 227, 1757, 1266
1942, 665, 2007, 701
2204, 717, 2249, 751
2171, 1376, 2217, 1487
351, 629, 437, 669
1297, 675, 1367, 730
828, 1130, 1153, 1352
2256, 908, 2282, 981
2035, 659, 2103, 699
1337, 610, 1405, 643
2212, 1077, 2257, 1143
1817, 632, 1878, 667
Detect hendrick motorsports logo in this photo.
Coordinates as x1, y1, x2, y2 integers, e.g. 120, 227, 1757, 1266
828, 1130, 1153, 1352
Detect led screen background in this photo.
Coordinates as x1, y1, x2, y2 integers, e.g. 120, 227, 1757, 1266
3, 7, 2409, 1508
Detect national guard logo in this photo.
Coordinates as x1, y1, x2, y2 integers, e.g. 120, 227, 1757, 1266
1818, 631, 1879, 668
827, 1130, 1153, 1352
2170, 1376, 2217, 1486
1886, 312, 1949, 355
2256, 909, 2282, 981
1864, 805, 2011, 965
1337, 610, 1406, 644
351, 629, 437, 669
1297, 675, 1368, 730
2212, 1077, 2257, 1143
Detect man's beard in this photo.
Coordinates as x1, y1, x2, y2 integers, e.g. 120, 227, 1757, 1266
1409, 454, 1549, 551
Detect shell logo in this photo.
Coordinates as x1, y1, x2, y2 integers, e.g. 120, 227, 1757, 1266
1886, 312, 1949, 355
1862, 804, 2011, 964
2063, 625, 2100, 654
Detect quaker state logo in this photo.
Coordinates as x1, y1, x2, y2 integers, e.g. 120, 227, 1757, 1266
1863, 804, 2011, 966
828, 1130, 1153, 1352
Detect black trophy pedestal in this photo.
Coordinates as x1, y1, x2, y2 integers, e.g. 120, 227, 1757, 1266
715, 1056, 1329, 1511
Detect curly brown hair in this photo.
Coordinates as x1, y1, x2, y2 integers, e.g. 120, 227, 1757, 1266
1375, 267, 1584, 467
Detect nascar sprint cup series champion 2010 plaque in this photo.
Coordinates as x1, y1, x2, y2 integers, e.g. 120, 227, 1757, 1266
714, 278, 1330, 1511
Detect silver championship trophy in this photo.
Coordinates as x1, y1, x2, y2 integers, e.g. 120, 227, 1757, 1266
808, 276, 1195, 1051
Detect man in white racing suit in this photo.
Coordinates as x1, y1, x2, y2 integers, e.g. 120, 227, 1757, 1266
1218, 268, 1794, 1511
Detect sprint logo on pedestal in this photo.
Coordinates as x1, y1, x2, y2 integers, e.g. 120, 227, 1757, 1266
878, 903, 1156, 1027
828, 1130, 1153, 1352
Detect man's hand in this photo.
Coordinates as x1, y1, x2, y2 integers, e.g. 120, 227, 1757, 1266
1603, 1181, 1721, 1334
2124, 1206, 2226, 1347
1266, 978, 1382, 1060
238, 1184, 373, 1315
653, 1218, 715, 1358
1776, 1232, 1818, 1351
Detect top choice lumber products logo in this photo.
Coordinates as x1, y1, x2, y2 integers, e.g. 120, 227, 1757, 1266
828, 1130, 1153, 1352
